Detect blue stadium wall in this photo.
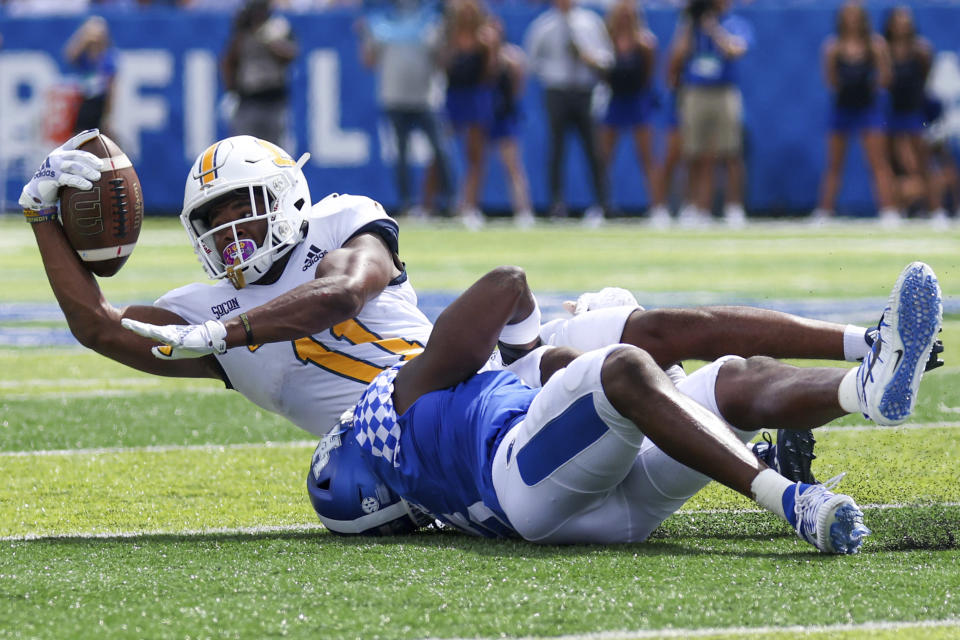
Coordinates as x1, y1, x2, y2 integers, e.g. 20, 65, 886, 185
2, 4, 959, 215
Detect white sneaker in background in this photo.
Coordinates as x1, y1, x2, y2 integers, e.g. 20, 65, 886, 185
460, 207, 485, 231
514, 209, 535, 230
647, 204, 671, 229
582, 205, 605, 228
678, 204, 710, 228
878, 207, 903, 229
723, 203, 747, 229
930, 208, 950, 230
809, 208, 833, 226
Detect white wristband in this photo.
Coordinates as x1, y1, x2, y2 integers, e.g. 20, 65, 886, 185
499, 302, 541, 346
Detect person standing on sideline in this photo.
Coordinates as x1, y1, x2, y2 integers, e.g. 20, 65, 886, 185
668, 0, 752, 228
883, 6, 941, 224
525, 0, 613, 227
442, 0, 497, 230
598, 0, 658, 222
221, 0, 298, 146
63, 16, 117, 135
811, 1, 899, 227
358, 0, 455, 219
487, 17, 536, 229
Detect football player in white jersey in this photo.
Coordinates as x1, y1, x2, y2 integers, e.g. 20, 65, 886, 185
308, 262, 942, 553
22, 131, 434, 436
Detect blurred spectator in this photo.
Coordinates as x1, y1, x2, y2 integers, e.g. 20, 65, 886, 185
358, 0, 455, 219
487, 17, 535, 228
883, 6, 942, 222
599, 0, 657, 220
812, 1, 898, 226
221, 0, 298, 145
64, 16, 117, 135
442, 0, 497, 230
647, 67, 684, 228
668, 0, 752, 228
525, 0, 613, 227
921, 97, 957, 229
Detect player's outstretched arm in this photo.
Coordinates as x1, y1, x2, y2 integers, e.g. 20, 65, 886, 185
393, 266, 537, 415
22, 133, 222, 380
122, 230, 400, 360
30, 221, 224, 380
220, 232, 398, 348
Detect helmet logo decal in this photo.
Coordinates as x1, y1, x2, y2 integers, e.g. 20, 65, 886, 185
222, 238, 258, 267
361, 497, 381, 514
196, 141, 223, 185
256, 139, 296, 168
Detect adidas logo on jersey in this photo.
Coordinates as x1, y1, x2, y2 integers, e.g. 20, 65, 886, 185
302, 244, 327, 272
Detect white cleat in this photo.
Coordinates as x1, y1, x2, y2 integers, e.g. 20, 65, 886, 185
791, 474, 870, 554
856, 262, 943, 426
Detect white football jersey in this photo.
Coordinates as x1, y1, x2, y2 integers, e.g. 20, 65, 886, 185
156, 194, 433, 436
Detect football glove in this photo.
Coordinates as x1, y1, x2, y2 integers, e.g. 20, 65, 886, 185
121, 318, 228, 360
562, 287, 642, 315
19, 129, 103, 221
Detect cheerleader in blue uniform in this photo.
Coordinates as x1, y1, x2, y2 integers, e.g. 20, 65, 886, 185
813, 2, 899, 225
487, 19, 534, 228
599, 0, 658, 218
443, 0, 497, 229
883, 6, 942, 222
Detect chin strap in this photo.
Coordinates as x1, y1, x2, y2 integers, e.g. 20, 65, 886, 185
226, 265, 246, 289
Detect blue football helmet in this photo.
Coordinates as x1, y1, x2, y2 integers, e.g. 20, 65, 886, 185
307, 422, 431, 536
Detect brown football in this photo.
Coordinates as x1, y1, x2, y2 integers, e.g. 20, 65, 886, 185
60, 133, 144, 277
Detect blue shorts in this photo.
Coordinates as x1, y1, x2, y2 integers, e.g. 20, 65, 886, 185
446, 86, 494, 129
602, 92, 656, 128
887, 110, 925, 134
488, 110, 521, 141
830, 104, 885, 133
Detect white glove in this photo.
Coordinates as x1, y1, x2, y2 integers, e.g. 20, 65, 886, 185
19, 129, 103, 215
121, 318, 228, 360
562, 287, 642, 315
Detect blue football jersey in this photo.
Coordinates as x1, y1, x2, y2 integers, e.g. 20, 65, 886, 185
354, 367, 537, 538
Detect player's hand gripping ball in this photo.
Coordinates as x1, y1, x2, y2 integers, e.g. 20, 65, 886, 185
20, 129, 144, 277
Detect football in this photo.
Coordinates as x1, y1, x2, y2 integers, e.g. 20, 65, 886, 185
60, 133, 144, 277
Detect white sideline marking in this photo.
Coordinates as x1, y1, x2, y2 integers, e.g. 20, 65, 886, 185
3, 502, 956, 543
4, 420, 960, 458
1, 523, 324, 542
432, 619, 960, 640
0, 440, 318, 458
1, 388, 224, 401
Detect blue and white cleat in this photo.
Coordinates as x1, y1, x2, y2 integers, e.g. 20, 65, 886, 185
857, 262, 943, 426
789, 474, 870, 554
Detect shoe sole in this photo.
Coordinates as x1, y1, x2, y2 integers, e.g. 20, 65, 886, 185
866, 262, 943, 425
821, 501, 870, 554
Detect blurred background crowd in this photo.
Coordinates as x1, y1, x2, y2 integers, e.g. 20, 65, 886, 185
2, 0, 959, 229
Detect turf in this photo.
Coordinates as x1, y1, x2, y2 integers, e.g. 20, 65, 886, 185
1, 215, 959, 639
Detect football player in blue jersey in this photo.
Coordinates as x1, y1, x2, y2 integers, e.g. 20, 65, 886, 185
308, 261, 941, 553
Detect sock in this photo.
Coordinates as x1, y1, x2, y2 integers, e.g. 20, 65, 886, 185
843, 325, 871, 361
837, 367, 860, 414
751, 468, 794, 522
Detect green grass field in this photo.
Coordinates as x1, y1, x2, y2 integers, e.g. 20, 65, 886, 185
1, 216, 959, 639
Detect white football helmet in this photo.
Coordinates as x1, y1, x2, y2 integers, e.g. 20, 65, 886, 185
181, 136, 311, 289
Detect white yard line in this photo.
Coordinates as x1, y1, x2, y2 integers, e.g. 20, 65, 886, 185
3, 501, 956, 543
432, 619, 960, 640
4, 420, 960, 458
0, 440, 318, 457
